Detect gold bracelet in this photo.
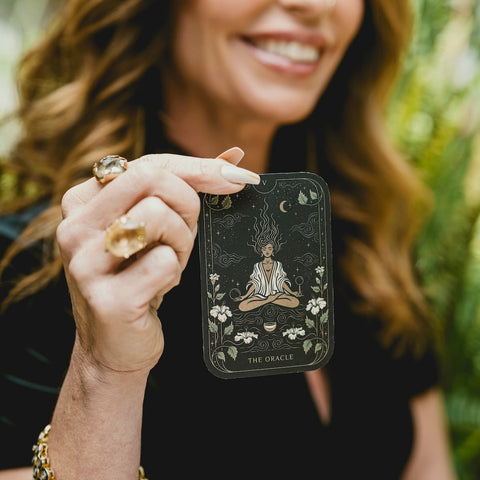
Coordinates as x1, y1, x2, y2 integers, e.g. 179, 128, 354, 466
32, 424, 148, 479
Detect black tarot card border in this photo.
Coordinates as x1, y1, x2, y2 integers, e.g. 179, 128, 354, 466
198, 172, 334, 379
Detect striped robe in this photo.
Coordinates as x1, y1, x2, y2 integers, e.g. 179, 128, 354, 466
245, 260, 291, 298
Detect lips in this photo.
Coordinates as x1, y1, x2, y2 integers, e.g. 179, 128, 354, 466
238, 32, 326, 77
252, 38, 320, 62
242, 30, 326, 67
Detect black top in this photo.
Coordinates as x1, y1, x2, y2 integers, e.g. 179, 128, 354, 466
0, 145, 439, 478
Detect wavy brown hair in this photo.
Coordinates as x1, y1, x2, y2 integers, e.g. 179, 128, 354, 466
1, 0, 434, 354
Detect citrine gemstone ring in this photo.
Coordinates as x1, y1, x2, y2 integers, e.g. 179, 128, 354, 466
105, 215, 147, 259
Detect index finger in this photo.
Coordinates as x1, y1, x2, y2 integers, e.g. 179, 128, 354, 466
61, 147, 259, 218
140, 147, 260, 194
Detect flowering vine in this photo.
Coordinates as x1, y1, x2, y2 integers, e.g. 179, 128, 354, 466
303, 265, 329, 355
207, 273, 238, 362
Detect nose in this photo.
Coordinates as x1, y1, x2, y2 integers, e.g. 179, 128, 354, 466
277, 0, 336, 19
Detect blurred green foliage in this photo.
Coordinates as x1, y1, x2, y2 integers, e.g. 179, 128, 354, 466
0, 0, 479, 477
388, 0, 480, 478
0, 0, 50, 205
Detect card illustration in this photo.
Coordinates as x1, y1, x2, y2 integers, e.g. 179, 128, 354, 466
198, 172, 334, 378
237, 201, 300, 312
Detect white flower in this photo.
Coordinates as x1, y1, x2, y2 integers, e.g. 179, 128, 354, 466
209, 273, 219, 283
210, 304, 232, 322
282, 327, 306, 340
315, 266, 325, 276
234, 331, 258, 344
306, 297, 327, 315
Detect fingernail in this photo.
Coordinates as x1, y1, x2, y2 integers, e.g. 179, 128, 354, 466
216, 147, 245, 165
221, 165, 260, 185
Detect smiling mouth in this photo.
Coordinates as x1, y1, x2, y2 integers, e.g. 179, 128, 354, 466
244, 37, 321, 64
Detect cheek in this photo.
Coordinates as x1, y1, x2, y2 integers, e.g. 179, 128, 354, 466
171, 0, 242, 76
337, 0, 364, 46
185, 0, 263, 26
170, 8, 214, 84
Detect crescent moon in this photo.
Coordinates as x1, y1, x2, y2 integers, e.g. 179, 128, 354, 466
279, 200, 288, 213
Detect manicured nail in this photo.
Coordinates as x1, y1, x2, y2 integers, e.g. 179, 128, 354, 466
216, 147, 245, 165
221, 165, 260, 185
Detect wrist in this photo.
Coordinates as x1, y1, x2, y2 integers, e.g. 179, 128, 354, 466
32, 425, 148, 480
46, 338, 149, 479
71, 333, 151, 388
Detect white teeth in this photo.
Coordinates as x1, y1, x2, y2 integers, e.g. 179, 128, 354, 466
254, 39, 319, 63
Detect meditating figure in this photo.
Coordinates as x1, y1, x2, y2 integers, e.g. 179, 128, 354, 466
238, 241, 300, 311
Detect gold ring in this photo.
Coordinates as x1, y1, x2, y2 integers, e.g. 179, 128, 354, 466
105, 215, 147, 259
93, 155, 128, 184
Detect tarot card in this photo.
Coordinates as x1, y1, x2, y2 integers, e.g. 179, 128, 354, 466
198, 172, 334, 379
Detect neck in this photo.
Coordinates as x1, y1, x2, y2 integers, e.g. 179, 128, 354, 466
161, 76, 278, 174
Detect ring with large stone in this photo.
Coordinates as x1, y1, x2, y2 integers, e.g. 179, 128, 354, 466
93, 155, 128, 184
105, 215, 147, 259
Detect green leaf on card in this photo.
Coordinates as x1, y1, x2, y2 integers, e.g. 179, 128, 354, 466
221, 195, 232, 209
303, 339, 312, 354
227, 346, 238, 360
298, 191, 308, 205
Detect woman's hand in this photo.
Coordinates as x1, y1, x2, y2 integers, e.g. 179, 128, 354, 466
56, 148, 256, 375
48, 148, 261, 480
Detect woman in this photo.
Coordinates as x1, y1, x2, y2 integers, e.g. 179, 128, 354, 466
0, 0, 456, 478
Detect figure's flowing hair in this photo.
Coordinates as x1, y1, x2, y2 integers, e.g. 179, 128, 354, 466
1, 0, 434, 354
248, 199, 285, 256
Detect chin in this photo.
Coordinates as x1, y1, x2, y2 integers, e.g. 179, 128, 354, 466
241, 87, 322, 125
255, 100, 318, 125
